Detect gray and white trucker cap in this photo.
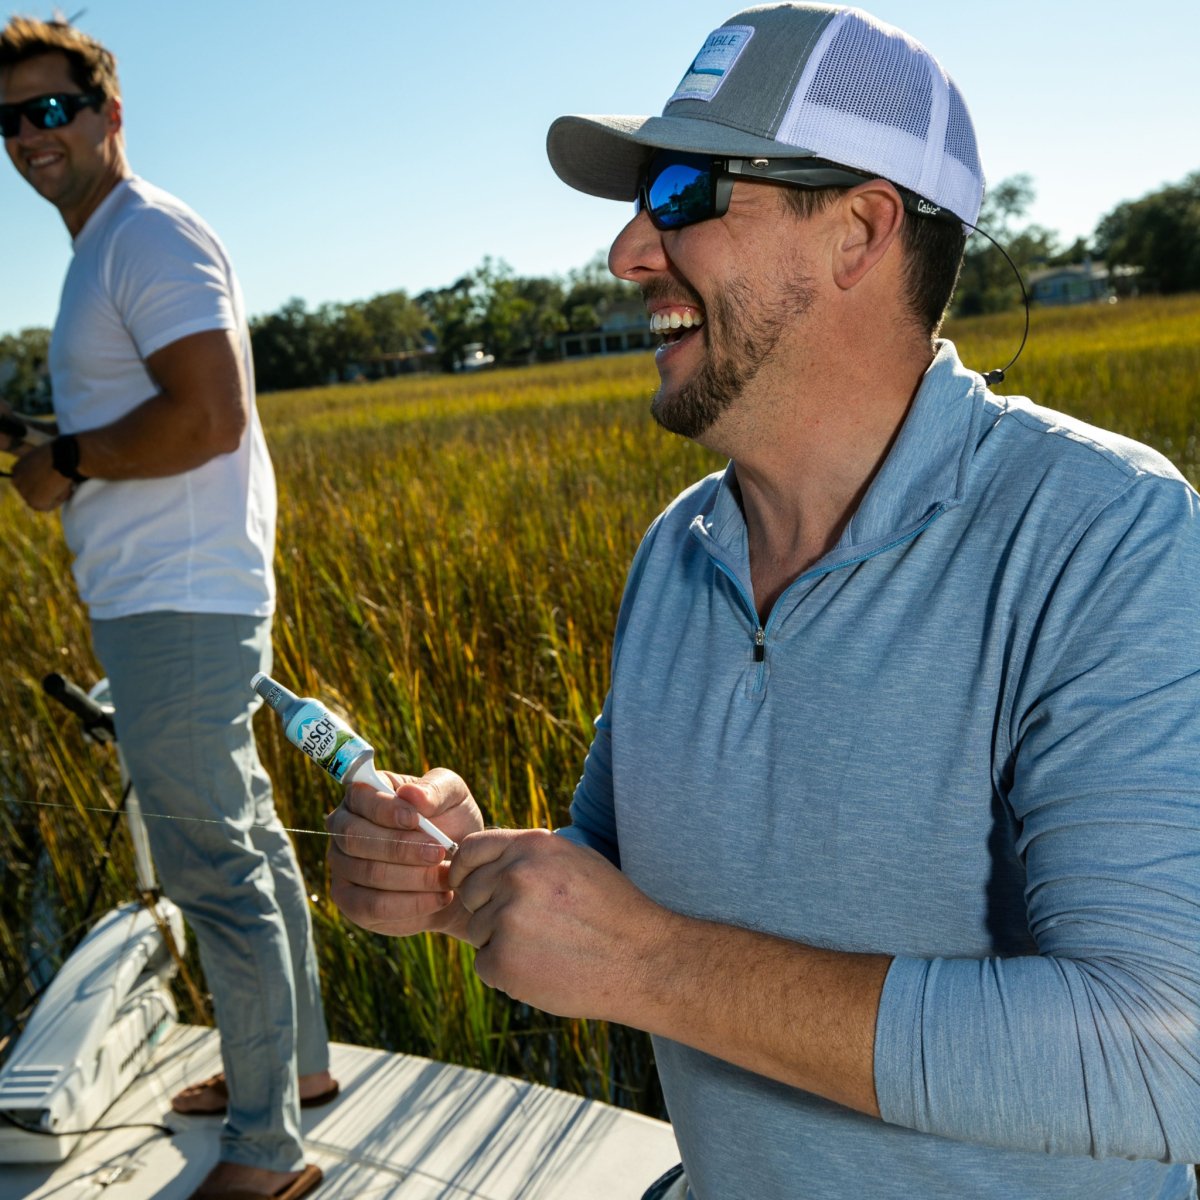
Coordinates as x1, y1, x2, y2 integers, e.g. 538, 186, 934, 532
546, 3, 985, 226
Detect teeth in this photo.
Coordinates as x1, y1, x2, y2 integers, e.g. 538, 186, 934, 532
649, 309, 704, 334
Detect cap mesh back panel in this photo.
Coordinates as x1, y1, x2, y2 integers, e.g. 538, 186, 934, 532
805, 20, 932, 139
778, 10, 985, 225
779, 13, 934, 200
944, 80, 982, 177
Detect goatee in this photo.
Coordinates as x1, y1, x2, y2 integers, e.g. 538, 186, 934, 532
652, 271, 814, 441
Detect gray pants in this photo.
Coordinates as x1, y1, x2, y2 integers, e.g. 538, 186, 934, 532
92, 611, 330, 1172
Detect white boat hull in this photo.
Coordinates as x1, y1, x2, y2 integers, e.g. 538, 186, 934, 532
0, 899, 184, 1164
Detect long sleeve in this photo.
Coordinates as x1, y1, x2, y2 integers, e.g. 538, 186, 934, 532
559, 694, 621, 866
876, 475, 1200, 1161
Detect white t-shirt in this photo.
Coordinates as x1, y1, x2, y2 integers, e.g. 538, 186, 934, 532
49, 176, 276, 619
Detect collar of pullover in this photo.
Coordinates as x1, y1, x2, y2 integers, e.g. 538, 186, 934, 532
693, 340, 987, 583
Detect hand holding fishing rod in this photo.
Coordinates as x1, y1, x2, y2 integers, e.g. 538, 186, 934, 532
1, 407, 78, 510
0, 408, 56, 451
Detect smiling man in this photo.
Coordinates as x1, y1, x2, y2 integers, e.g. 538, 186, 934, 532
0, 18, 333, 1200
326, 5, 1200, 1198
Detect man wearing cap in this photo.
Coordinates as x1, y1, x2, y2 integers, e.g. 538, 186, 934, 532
327, 4, 1200, 1197
0, 17, 335, 1200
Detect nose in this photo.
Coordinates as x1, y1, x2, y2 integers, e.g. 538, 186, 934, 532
608, 207, 670, 283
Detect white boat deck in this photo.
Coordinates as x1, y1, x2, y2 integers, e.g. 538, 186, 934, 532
0, 1025, 678, 1199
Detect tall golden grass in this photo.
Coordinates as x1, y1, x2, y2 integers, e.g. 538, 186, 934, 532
1, 293, 1197, 1111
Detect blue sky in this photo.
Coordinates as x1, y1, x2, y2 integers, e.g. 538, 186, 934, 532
1, 0, 1196, 337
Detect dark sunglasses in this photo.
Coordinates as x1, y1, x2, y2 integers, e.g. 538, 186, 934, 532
634, 149, 959, 231
0, 91, 104, 139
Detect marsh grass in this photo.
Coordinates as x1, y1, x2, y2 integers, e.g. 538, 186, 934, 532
1, 293, 1197, 1109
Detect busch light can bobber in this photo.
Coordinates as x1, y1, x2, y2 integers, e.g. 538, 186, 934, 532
251, 671, 457, 855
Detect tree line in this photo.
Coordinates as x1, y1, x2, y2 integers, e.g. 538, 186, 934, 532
955, 170, 1200, 314
247, 253, 640, 392
2, 170, 1197, 404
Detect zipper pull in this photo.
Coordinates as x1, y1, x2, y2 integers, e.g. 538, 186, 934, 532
754, 627, 765, 662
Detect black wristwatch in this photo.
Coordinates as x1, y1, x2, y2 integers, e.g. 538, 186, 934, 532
50, 434, 89, 483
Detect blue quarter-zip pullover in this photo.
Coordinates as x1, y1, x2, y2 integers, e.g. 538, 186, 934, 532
564, 341, 1200, 1199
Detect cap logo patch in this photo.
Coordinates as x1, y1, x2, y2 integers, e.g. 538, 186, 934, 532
668, 25, 754, 103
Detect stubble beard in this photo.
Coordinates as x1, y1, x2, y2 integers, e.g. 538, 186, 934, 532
651, 269, 815, 442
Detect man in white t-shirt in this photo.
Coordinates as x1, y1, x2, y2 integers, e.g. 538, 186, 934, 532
1, 18, 332, 1200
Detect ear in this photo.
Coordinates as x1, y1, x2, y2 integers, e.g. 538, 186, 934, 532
104, 95, 123, 137
831, 181, 905, 291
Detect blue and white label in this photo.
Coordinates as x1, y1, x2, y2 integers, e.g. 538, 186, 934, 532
669, 25, 754, 103
284, 701, 370, 783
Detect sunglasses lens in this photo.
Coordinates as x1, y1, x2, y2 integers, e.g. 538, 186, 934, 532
641, 154, 716, 230
40, 97, 70, 129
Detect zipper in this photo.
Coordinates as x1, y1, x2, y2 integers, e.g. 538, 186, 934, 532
712, 560, 768, 669
708, 504, 948, 668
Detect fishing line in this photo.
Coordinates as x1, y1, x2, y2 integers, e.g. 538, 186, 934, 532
6, 795, 424, 847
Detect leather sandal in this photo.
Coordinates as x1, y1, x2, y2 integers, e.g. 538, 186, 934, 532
172, 1073, 340, 1116
187, 1162, 323, 1200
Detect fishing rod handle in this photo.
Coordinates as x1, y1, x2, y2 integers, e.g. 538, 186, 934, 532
42, 673, 117, 743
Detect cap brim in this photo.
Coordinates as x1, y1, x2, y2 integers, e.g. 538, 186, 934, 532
546, 114, 817, 201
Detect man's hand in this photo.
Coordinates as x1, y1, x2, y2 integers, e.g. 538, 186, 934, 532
449, 829, 669, 1022
327, 768, 484, 940
11, 442, 74, 511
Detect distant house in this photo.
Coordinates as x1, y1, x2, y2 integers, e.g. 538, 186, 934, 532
559, 301, 654, 359
1028, 262, 1115, 307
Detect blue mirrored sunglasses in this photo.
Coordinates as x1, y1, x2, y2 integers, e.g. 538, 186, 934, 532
0, 91, 104, 139
634, 149, 958, 231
